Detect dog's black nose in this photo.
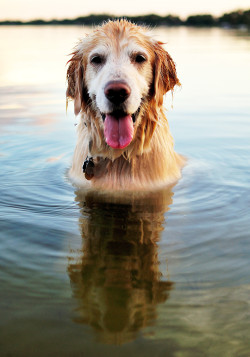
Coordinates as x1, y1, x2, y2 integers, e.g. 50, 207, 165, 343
104, 81, 131, 105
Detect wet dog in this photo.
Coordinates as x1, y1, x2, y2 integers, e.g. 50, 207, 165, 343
66, 20, 184, 190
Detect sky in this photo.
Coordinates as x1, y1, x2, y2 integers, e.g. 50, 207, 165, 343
0, 0, 250, 20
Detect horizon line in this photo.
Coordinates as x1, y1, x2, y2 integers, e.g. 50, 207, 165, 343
0, 8, 248, 22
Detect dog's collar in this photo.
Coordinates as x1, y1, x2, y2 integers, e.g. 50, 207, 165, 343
82, 156, 95, 180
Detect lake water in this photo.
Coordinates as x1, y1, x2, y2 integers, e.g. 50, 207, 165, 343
0, 25, 250, 356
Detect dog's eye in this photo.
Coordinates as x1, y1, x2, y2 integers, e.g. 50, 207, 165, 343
90, 55, 103, 65
135, 54, 147, 63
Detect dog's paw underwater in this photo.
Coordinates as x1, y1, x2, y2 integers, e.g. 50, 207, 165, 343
66, 19, 185, 191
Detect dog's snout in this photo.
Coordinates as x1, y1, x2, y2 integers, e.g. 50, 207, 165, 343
104, 81, 131, 105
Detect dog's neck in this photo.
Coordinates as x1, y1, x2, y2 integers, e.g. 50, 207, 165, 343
70, 112, 184, 190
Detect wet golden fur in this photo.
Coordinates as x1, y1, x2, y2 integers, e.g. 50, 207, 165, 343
66, 20, 184, 190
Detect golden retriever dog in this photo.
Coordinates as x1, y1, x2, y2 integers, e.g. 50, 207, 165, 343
66, 19, 184, 190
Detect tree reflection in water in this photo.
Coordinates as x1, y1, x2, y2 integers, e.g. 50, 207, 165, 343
68, 187, 175, 344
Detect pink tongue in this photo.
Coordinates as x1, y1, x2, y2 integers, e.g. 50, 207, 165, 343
104, 114, 134, 149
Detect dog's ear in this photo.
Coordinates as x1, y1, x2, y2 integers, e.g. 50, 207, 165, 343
152, 41, 180, 106
66, 52, 87, 116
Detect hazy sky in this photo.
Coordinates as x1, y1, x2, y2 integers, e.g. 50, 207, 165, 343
1, 0, 250, 20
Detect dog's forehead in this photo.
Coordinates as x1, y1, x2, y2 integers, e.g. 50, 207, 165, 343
89, 42, 147, 57
86, 22, 152, 54
88, 35, 150, 58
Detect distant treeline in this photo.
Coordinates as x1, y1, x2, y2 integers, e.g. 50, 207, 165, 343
0, 10, 250, 28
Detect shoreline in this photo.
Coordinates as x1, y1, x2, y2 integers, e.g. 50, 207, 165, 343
0, 10, 249, 28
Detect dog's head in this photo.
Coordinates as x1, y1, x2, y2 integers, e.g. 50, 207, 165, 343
66, 20, 180, 159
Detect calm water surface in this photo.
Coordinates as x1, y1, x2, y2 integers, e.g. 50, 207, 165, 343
0, 26, 250, 356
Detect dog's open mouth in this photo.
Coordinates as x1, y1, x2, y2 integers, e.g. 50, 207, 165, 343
102, 109, 139, 149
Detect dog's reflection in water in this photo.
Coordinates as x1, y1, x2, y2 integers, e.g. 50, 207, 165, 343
68, 187, 174, 344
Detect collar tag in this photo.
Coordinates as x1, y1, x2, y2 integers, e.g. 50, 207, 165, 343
82, 156, 95, 180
